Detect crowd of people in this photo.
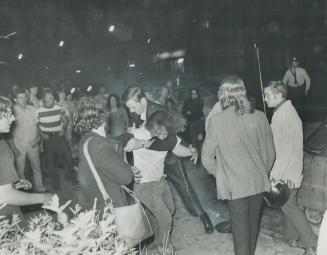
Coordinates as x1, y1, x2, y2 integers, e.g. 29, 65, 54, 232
0, 58, 324, 255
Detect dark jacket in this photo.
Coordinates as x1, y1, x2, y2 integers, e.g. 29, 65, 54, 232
78, 132, 133, 210
182, 98, 204, 121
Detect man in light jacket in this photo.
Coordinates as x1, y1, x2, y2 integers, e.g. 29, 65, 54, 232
264, 81, 317, 255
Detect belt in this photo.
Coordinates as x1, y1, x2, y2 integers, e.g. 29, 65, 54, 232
43, 132, 60, 137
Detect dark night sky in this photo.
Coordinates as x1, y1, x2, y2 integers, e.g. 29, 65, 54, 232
0, 0, 326, 95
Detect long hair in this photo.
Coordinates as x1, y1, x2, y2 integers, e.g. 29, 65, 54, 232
218, 75, 254, 116
0, 96, 12, 116
73, 97, 106, 135
107, 94, 120, 111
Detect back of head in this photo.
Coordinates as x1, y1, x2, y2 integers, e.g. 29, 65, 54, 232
0, 96, 12, 115
122, 85, 145, 102
265, 81, 287, 98
74, 97, 106, 135
146, 111, 175, 135
218, 75, 254, 116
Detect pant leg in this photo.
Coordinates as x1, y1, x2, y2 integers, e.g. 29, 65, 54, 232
248, 193, 264, 255
134, 180, 173, 250
165, 155, 204, 216
281, 189, 317, 248
228, 196, 251, 255
14, 144, 28, 180
57, 136, 75, 181
43, 137, 60, 190
287, 86, 305, 116
26, 145, 45, 192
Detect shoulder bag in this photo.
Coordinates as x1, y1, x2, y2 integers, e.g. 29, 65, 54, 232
83, 137, 153, 248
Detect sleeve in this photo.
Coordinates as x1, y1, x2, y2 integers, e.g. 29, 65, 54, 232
0, 146, 19, 186
112, 133, 134, 148
94, 141, 133, 186
122, 108, 129, 128
148, 133, 178, 151
269, 114, 294, 180
263, 116, 276, 173
201, 118, 218, 176
303, 69, 311, 91
283, 70, 290, 85
182, 100, 188, 116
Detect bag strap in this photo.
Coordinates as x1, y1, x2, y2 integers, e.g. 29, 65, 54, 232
83, 137, 140, 204
83, 137, 111, 202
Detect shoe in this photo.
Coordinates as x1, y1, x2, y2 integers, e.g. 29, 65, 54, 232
215, 221, 232, 233
302, 247, 316, 255
199, 213, 214, 234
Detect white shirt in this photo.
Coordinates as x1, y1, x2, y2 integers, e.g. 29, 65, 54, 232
283, 67, 311, 91
132, 126, 181, 183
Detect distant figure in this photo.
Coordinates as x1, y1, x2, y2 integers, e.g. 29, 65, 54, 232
0, 96, 52, 224
264, 81, 317, 255
202, 76, 275, 255
282, 57, 310, 115
12, 87, 45, 192
182, 88, 205, 148
94, 86, 107, 110
106, 94, 129, 136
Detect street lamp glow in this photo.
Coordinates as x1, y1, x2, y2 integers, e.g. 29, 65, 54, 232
70, 88, 76, 94
147, 38, 151, 44
18, 53, 23, 60
129, 63, 135, 68
87, 85, 93, 92
177, 58, 184, 64
59, 41, 64, 47
75, 70, 81, 73
109, 25, 115, 32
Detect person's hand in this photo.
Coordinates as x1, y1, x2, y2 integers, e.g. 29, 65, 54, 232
131, 166, 142, 183
42, 193, 56, 206
15, 179, 32, 190
305, 89, 309, 96
269, 176, 279, 186
127, 123, 136, 134
189, 145, 198, 165
286, 180, 296, 189
124, 138, 153, 152
31, 135, 41, 148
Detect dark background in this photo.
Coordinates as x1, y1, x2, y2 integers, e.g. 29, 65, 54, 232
0, 0, 326, 115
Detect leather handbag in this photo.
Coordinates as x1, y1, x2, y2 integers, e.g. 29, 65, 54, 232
264, 182, 290, 209
83, 137, 153, 248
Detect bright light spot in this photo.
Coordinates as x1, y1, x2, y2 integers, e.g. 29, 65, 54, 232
129, 63, 135, 68
177, 58, 184, 64
59, 41, 64, 47
204, 21, 210, 28
18, 53, 23, 60
147, 38, 151, 44
75, 70, 81, 73
45, 66, 48, 70
109, 25, 115, 32
70, 88, 76, 94
139, 72, 143, 75
107, 66, 111, 71
87, 85, 93, 92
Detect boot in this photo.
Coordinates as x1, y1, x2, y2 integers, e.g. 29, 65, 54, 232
200, 213, 214, 234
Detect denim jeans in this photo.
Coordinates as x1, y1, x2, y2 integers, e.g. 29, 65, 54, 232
134, 178, 175, 250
